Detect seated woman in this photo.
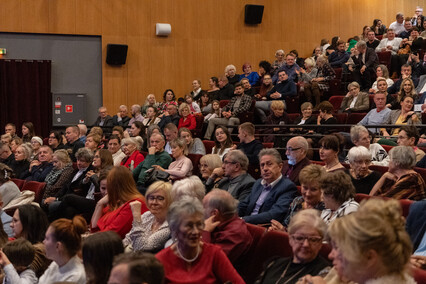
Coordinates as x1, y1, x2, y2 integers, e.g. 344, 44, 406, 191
179, 127, 206, 155
0, 164, 21, 207
369, 65, 394, 93
271, 49, 285, 75
271, 164, 326, 230
207, 77, 220, 101
255, 210, 330, 284
204, 100, 221, 122
120, 137, 144, 169
153, 138, 192, 181
346, 146, 381, 194
21, 122, 35, 143
263, 100, 289, 147
291, 102, 316, 134
128, 121, 145, 139
199, 154, 223, 191
198, 91, 211, 115
91, 166, 148, 239
171, 176, 206, 202
371, 18, 386, 36
123, 181, 172, 253
39, 216, 87, 283
397, 125, 425, 162
316, 101, 337, 135
177, 103, 196, 130
319, 135, 345, 172
185, 94, 201, 114
212, 126, 233, 160
370, 146, 426, 200
387, 78, 418, 110
320, 170, 359, 225
340, 81, 369, 113
10, 144, 32, 179
10, 137, 22, 154
296, 57, 318, 89
156, 196, 244, 284
41, 149, 75, 212
141, 94, 159, 117
85, 133, 101, 152
30, 136, 43, 161
142, 106, 161, 127
239, 62, 260, 86
158, 89, 177, 114
225, 65, 240, 86
48, 130, 65, 152
108, 135, 126, 166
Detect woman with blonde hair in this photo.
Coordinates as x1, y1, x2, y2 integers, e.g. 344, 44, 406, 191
10, 143, 32, 179
199, 154, 222, 189
370, 65, 394, 92
177, 103, 196, 130
388, 78, 418, 110
85, 133, 101, 152
141, 94, 159, 117
153, 138, 192, 180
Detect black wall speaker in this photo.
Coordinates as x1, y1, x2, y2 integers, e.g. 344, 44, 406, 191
244, 4, 264, 25
106, 44, 128, 65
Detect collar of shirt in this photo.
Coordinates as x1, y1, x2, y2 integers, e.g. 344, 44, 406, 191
261, 174, 283, 189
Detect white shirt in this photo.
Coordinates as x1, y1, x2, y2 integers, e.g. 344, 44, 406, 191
389, 21, 406, 35
39, 256, 86, 284
375, 37, 402, 55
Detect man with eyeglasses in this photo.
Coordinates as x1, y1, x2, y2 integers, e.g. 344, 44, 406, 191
282, 136, 311, 186
238, 148, 297, 225
202, 189, 253, 271
209, 150, 255, 202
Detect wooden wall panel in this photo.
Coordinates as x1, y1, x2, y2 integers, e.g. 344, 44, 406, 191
0, 0, 422, 115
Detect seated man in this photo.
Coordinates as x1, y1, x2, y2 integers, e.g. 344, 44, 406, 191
272, 53, 300, 84
24, 145, 54, 182
210, 150, 255, 202
133, 133, 172, 194
351, 41, 379, 91
202, 189, 253, 270
241, 78, 255, 97
163, 123, 178, 154
217, 76, 235, 101
358, 92, 391, 134
375, 29, 402, 77
158, 104, 180, 130
236, 122, 263, 165
4, 123, 17, 139
204, 83, 252, 140
238, 148, 297, 225
93, 106, 113, 128
78, 124, 87, 143
128, 104, 144, 130
389, 13, 406, 36
366, 30, 380, 50
112, 105, 131, 128
328, 39, 350, 68
282, 136, 311, 185
387, 64, 419, 95
64, 125, 85, 162
399, 17, 413, 39
0, 143, 14, 168
397, 125, 425, 163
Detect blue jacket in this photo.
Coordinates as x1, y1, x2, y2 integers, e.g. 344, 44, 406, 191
328, 50, 350, 68
238, 177, 297, 225
266, 80, 297, 99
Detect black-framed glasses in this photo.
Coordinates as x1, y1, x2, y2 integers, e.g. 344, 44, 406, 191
147, 195, 165, 202
291, 234, 322, 244
286, 147, 302, 152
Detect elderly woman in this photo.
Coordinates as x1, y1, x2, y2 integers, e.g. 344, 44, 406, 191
370, 65, 394, 93
370, 146, 426, 200
91, 166, 148, 238
41, 149, 75, 212
141, 94, 159, 117
319, 135, 345, 172
107, 135, 126, 166
171, 176, 206, 202
199, 154, 222, 189
239, 62, 260, 86
179, 127, 206, 155
297, 57, 318, 88
345, 125, 390, 166
225, 64, 240, 86
291, 102, 316, 134
156, 196, 244, 283
339, 82, 369, 113
212, 126, 234, 159
397, 125, 425, 162
177, 103, 196, 130
303, 56, 336, 108
30, 136, 43, 161
271, 49, 286, 75
142, 106, 161, 127
85, 133, 101, 152
0, 134, 12, 146
153, 138, 192, 180
256, 210, 330, 284
320, 171, 359, 225
47, 130, 64, 152
123, 181, 172, 253
271, 164, 326, 230
10, 144, 32, 179
120, 137, 144, 170
263, 100, 289, 146
346, 146, 381, 194
382, 95, 420, 138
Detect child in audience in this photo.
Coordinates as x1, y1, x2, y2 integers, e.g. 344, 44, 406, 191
0, 238, 37, 284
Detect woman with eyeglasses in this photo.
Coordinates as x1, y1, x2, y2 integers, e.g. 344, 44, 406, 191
123, 181, 172, 253
256, 210, 330, 284
47, 130, 65, 152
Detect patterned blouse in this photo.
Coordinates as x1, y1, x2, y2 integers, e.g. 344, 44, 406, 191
123, 211, 170, 253
315, 63, 336, 91
376, 172, 426, 201
283, 196, 325, 227
321, 198, 359, 225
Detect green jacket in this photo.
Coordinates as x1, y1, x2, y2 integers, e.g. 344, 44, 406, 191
133, 150, 172, 185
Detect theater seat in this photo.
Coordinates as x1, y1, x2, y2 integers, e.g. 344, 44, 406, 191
399, 199, 414, 218
329, 96, 344, 112
262, 142, 273, 148
380, 144, 393, 153
347, 113, 367, 124
413, 267, 426, 284
369, 164, 388, 175
376, 51, 392, 70
219, 100, 230, 108
187, 153, 203, 177
191, 113, 204, 138
11, 178, 25, 190
22, 181, 46, 203
202, 140, 215, 155
285, 96, 300, 114
239, 224, 267, 283
287, 113, 300, 124
414, 167, 426, 183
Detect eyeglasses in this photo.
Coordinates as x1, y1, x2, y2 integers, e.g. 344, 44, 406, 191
48, 136, 57, 139
291, 235, 322, 244
223, 160, 237, 165
286, 147, 302, 152
147, 195, 165, 202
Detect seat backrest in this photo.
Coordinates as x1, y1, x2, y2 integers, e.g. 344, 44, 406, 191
380, 144, 393, 153
202, 140, 215, 155
287, 113, 300, 124
329, 96, 344, 112
285, 96, 300, 114
399, 199, 414, 218
219, 100, 229, 108
334, 113, 348, 124
187, 153, 203, 177
376, 51, 392, 69
413, 266, 426, 284
11, 178, 26, 190
347, 113, 367, 124
414, 167, 426, 184
369, 164, 389, 175
22, 181, 46, 203
262, 142, 273, 148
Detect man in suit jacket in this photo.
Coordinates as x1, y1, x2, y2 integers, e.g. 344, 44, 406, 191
94, 106, 114, 128
112, 105, 131, 128
351, 41, 379, 91
238, 148, 297, 225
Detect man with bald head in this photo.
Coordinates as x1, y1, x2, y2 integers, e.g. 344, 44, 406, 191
218, 76, 235, 100
202, 189, 253, 270
282, 136, 311, 185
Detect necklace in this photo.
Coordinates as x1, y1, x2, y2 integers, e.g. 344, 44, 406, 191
274, 259, 307, 284
176, 244, 200, 263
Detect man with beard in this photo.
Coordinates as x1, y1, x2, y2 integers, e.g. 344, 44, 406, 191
281, 136, 311, 186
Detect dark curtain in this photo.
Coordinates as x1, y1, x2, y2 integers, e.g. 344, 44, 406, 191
0, 59, 52, 138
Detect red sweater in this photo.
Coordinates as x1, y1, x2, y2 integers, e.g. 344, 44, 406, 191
178, 114, 196, 130
121, 150, 144, 169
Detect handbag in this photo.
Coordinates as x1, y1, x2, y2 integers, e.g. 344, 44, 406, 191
144, 168, 170, 187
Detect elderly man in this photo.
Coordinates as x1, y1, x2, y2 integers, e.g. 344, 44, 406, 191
209, 150, 255, 202
389, 13, 406, 36
93, 106, 113, 128
412, 6, 423, 25
163, 123, 178, 154
0, 143, 14, 167
77, 124, 87, 143
345, 125, 390, 166
128, 104, 144, 127
358, 92, 391, 134
4, 123, 17, 138
218, 76, 235, 101
64, 125, 85, 162
158, 104, 180, 130
328, 40, 350, 68
112, 105, 131, 128
202, 189, 253, 270
236, 122, 263, 165
238, 148, 297, 225
204, 83, 252, 140
282, 136, 311, 185
351, 40, 379, 91
133, 133, 172, 193
272, 53, 300, 84
25, 145, 54, 182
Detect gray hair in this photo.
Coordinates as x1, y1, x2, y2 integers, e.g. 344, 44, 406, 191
348, 81, 360, 91
350, 125, 369, 143
288, 209, 327, 238
389, 146, 416, 169
226, 150, 249, 171
171, 176, 205, 202
167, 196, 204, 240
259, 148, 282, 164
205, 189, 238, 218
122, 137, 143, 151
289, 136, 309, 151
119, 105, 128, 111
131, 104, 141, 113
356, 41, 367, 49
75, 147, 94, 163
304, 57, 315, 68
224, 64, 236, 74
18, 143, 33, 161
347, 146, 372, 164
275, 49, 285, 56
